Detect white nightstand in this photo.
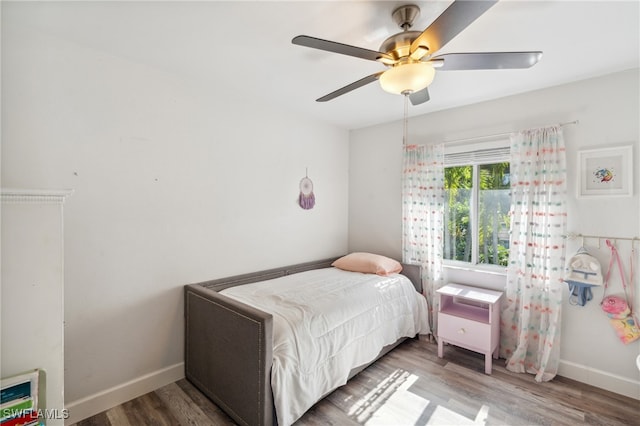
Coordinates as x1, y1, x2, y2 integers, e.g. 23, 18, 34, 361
436, 283, 503, 374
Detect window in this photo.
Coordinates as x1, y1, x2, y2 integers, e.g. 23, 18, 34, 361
443, 141, 510, 268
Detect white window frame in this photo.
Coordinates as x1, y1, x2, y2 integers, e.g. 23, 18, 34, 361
443, 138, 510, 274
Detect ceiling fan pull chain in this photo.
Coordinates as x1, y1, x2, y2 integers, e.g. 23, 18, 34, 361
402, 94, 409, 146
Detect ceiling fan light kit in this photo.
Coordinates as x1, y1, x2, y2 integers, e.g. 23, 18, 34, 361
379, 62, 435, 95
292, 1, 542, 106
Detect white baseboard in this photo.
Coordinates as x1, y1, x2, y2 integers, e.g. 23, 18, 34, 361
558, 359, 640, 400
64, 362, 184, 425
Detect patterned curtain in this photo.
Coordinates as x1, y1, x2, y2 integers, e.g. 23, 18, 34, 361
501, 126, 567, 381
402, 143, 445, 335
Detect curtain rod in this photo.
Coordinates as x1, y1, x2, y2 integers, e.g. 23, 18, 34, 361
564, 232, 639, 242
442, 120, 579, 146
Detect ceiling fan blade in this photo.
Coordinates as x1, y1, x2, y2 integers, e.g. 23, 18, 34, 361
409, 88, 430, 106
431, 52, 543, 70
293, 35, 395, 64
316, 72, 384, 102
410, 0, 498, 59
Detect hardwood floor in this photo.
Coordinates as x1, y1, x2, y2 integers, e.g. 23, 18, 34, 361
72, 338, 639, 426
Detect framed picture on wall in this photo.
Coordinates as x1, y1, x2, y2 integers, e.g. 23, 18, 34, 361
577, 145, 633, 198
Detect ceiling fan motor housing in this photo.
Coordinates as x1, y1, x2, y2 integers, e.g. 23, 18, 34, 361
381, 5, 424, 62
379, 31, 423, 62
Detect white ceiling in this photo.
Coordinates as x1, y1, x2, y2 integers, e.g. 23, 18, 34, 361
6, 0, 640, 130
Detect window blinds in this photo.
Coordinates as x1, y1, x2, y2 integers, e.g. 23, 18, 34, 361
444, 137, 510, 166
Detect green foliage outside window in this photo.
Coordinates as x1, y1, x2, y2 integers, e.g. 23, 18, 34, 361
444, 162, 510, 267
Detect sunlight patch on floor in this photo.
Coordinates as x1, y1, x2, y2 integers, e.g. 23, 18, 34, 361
348, 369, 428, 425
427, 404, 489, 425
347, 368, 490, 426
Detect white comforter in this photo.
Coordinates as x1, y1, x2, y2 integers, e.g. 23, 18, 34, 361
220, 267, 430, 425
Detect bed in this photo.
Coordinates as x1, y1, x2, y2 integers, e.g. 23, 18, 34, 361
184, 255, 429, 426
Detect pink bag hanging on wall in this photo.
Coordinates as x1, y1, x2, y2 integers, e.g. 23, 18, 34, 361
601, 240, 640, 344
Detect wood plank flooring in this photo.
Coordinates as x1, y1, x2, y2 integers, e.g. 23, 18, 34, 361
71, 338, 639, 425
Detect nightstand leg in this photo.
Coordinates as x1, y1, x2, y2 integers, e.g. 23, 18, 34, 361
438, 338, 443, 358
485, 353, 492, 374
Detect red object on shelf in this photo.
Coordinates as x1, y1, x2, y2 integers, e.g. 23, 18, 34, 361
1, 411, 39, 426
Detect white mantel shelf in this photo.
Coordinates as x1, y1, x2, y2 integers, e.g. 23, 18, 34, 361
1, 188, 74, 204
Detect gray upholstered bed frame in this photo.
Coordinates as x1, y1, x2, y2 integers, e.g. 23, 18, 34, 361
184, 257, 423, 426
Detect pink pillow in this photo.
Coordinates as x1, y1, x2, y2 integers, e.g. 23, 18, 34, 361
332, 252, 403, 276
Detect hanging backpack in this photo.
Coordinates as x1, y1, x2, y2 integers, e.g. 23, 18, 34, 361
563, 247, 603, 306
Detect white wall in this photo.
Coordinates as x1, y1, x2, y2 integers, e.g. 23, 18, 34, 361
2, 20, 349, 422
349, 69, 640, 397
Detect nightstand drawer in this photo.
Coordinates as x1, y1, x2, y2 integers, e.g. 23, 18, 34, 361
438, 312, 491, 351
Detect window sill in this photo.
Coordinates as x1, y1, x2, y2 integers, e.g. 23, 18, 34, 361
443, 262, 507, 277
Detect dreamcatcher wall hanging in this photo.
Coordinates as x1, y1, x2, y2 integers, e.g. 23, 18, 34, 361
298, 169, 315, 210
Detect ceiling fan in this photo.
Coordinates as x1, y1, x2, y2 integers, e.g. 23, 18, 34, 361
292, 0, 542, 105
